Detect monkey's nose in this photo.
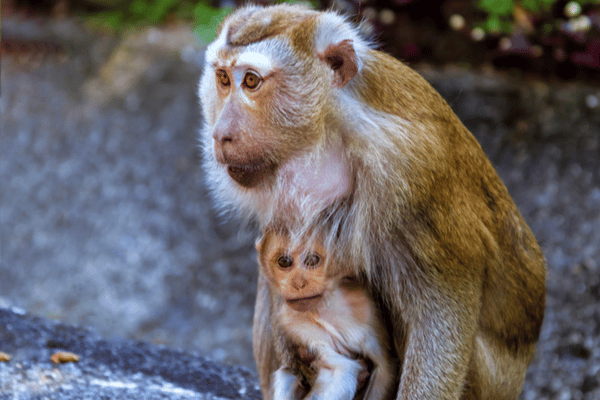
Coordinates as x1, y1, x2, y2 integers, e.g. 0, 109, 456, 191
213, 130, 235, 143
292, 276, 308, 290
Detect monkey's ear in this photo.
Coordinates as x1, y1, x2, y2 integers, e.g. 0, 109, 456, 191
319, 39, 358, 87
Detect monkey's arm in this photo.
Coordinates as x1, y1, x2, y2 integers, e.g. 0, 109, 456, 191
253, 272, 278, 399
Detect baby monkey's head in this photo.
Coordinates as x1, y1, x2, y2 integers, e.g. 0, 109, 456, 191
257, 230, 338, 312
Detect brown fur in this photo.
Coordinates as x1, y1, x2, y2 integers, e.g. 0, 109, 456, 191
257, 230, 397, 400
200, 4, 546, 399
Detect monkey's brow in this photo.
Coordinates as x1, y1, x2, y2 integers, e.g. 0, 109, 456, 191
211, 57, 237, 68
237, 52, 273, 71
211, 58, 274, 79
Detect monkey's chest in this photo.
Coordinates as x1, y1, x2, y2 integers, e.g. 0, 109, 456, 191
283, 310, 370, 357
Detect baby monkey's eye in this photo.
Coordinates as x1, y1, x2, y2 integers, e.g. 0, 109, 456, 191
277, 255, 293, 269
243, 71, 261, 89
304, 254, 321, 267
216, 70, 230, 86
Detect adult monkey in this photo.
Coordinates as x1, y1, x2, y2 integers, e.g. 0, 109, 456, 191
199, 4, 546, 399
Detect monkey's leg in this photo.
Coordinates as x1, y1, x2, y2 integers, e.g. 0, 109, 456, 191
395, 282, 481, 400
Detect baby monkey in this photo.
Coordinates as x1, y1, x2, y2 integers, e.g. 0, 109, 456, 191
256, 230, 396, 400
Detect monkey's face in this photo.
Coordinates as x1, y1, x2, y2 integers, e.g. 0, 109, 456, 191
205, 61, 311, 188
199, 5, 345, 190
201, 38, 326, 188
257, 232, 330, 312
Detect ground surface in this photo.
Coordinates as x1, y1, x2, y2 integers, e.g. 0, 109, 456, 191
1, 16, 599, 399
0, 307, 261, 399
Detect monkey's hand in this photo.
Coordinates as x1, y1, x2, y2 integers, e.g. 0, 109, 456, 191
307, 350, 363, 400
273, 367, 305, 400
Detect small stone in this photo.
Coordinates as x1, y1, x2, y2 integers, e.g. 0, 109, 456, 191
50, 351, 80, 364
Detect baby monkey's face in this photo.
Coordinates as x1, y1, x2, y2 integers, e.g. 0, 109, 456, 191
257, 232, 330, 312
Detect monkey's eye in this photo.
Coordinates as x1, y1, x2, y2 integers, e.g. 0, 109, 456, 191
304, 254, 321, 268
277, 255, 293, 269
216, 70, 230, 87
243, 71, 261, 89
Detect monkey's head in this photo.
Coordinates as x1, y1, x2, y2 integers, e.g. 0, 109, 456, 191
199, 4, 366, 218
257, 230, 338, 312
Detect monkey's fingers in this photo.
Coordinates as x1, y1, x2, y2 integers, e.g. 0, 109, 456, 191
355, 358, 370, 391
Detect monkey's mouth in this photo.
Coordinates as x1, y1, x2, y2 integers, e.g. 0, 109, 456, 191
285, 294, 323, 312
227, 163, 273, 188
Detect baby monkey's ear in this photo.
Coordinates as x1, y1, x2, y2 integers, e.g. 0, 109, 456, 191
256, 230, 275, 269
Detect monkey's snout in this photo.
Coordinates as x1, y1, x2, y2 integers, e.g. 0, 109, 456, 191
286, 294, 323, 312
226, 163, 274, 188
212, 138, 242, 166
213, 130, 236, 143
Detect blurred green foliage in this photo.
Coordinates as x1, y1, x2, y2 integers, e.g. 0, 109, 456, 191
86, 0, 321, 43
193, 2, 232, 45
476, 0, 542, 34
276, 0, 320, 8
86, 0, 231, 44
476, 0, 599, 34
85, 0, 320, 44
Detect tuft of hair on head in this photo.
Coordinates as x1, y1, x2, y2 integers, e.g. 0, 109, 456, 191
224, 3, 317, 47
